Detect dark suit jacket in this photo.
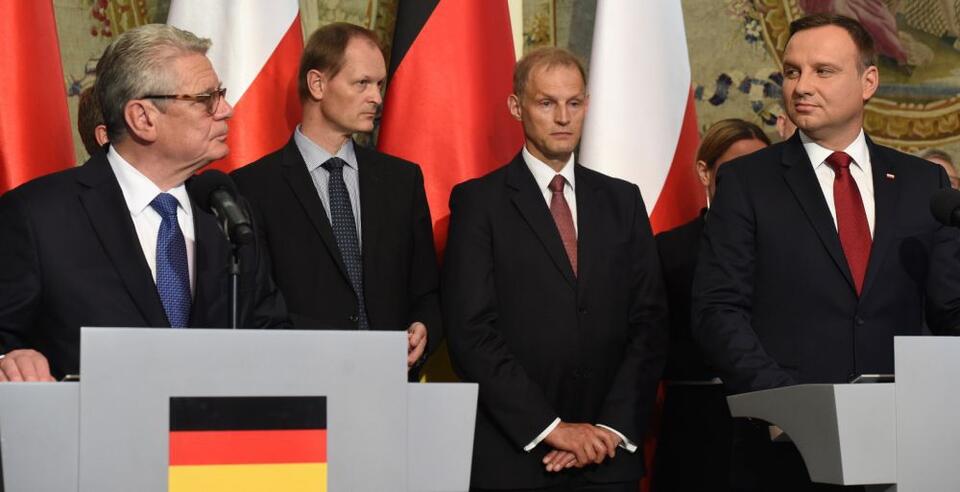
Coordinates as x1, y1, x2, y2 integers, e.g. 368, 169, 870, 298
693, 133, 960, 394
231, 138, 441, 355
0, 152, 290, 379
655, 209, 720, 381
442, 153, 668, 489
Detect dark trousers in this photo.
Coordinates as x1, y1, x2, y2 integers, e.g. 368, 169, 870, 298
651, 382, 733, 492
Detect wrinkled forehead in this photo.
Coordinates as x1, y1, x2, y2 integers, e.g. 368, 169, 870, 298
168, 51, 221, 92
526, 64, 586, 96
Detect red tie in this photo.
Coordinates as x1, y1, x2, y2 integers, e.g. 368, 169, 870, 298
549, 175, 577, 276
826, 151, 872, 295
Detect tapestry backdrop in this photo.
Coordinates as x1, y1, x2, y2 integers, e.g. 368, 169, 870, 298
53, 0, 959, 170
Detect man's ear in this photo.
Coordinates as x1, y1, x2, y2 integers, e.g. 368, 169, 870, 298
507, 94, 522, 121
94, 124, 109, 146
307, 69, 326, 101
124, 99, 158, 143
861, 65, 879, 101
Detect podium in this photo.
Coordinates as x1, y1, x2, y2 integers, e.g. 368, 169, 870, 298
728, 336, 960, 492
727, 383, 896, 488
0, 328, 478, 492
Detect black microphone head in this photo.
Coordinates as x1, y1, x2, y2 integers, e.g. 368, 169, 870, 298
930, 188, 960, 226
188, 170, 238, 213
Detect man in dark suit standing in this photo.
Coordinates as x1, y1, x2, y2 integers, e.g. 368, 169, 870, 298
443, 47, 668, 491
693, 13, 960, 490
0, 24, 289, 382
232, 23, 440, 373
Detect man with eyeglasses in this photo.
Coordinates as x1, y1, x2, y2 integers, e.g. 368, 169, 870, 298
232, 23, 441, 378
0, 24, 289, 382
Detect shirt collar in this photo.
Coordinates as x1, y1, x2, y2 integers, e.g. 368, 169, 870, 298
294, 126, 358, 172
800, 129, 869, 173
106, 146, 191, 217
522, 145, 576, 192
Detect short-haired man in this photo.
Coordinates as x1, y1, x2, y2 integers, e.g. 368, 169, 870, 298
77, 85, 109, 156
693, 13, 960, 490
0, 24, 289, 381
443, 47, 667, 491
232, 23, 440, 375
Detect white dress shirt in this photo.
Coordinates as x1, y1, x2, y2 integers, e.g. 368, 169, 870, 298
519, 145, 636, 454
106, 147, 196, 294
801, 129, 876, 237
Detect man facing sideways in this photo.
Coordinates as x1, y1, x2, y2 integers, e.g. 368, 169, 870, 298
443, 47, 668, 491
693, 13, 960, 490
232, 23, 440, 375
0, 24, 289, 381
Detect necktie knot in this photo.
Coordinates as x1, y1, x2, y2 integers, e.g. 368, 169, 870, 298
826, 151, 853, 173
549, 175, 566, 194
150, 193, 180, 219
322, 157, 346, 172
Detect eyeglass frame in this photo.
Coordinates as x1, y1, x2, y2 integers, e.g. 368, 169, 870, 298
142, 87, 227, 115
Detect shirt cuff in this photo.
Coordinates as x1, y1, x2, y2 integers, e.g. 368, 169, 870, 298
524, 417, 561, 452
596, 424, 637, 453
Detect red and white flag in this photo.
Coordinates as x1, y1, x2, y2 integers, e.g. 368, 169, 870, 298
579, 4, 702, 490
580, 2, 703, 234
168, 0, 303, 172
0, 0, 74, 193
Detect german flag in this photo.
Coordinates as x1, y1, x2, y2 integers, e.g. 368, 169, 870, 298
169, 396, 327, 492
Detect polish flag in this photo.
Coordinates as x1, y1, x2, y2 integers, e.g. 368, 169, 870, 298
578, 4, 702, 490
580, 2, 703, 234
0, 0, 74, 193
168, 0, 303, 172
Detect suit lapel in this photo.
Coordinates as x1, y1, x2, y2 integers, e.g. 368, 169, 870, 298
780, 135, 857, 292
76, 154, 169, 327
507, 154, 577, 287
279, 139, 351, 283
356, 144, 381, 274
574, 165, 598, 295
187, 190, 227, 326
859, 138, 900, 300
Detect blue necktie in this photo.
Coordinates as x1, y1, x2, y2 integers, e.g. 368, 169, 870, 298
150, 193, 191, 328
322, 157, 369, 330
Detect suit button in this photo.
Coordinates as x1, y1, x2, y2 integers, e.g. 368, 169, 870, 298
349, 315, 359, 323
855, 317, 865, 326
578, 307, 588, 314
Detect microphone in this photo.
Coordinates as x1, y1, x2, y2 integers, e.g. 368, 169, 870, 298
930, 188, 960, 227
189, 170, 254, 245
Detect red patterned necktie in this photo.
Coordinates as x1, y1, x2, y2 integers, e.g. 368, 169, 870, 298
549, 175, 577, 276
826, 151, 872, 295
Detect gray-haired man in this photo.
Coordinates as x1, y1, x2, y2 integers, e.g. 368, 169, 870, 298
0, 24, 289, 381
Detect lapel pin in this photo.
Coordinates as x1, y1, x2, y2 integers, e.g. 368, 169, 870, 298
885, 173, 895, 180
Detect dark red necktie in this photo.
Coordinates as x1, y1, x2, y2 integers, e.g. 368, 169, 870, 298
826, 151, 872, 295
549, 175, 577, 276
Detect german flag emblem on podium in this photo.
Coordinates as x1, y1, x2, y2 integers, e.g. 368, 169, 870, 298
168, 396, 327, 491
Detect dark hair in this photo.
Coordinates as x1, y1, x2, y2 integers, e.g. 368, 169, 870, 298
78, 85, 105, 156
698, 119, 771, 169
513, 47, 587, 98
788, 13, 877, 71
299, 22, 382, 101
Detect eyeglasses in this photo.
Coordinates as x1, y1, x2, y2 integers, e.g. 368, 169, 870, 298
143, 87, 227, 115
